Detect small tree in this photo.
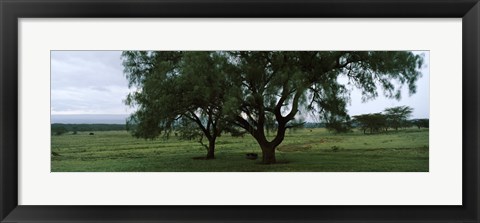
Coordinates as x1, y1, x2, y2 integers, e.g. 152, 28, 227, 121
52, 125, 68, 136
324, 114, 352, 133
412, 119, 429, 129
384, 106, 413, 131
353, 113, 388, 134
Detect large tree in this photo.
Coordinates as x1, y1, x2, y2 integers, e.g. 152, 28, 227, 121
224, 51, 423, 163
122, 51, 235, 159
123, 51, 423, 164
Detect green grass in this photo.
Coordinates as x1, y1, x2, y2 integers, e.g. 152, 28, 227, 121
51, 128, 429, 172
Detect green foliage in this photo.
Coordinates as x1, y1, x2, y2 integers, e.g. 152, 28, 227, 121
176, 118, 203, 141
51, 125, 68, 136
353, 113, 388, 134
122, 51, 239, 158
353, 106, 417, 134
324, 115, 353, 133
122, 51, 424, 163
214, 51, 423, 158
384, 106, 413, 130
412, 119, 429, 129
325, 120, 352, 133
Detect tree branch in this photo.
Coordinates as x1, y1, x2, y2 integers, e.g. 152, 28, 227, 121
197, 134, 209, 151
284, 89, 303, 121
274, 85, 290, 119
188, 111, 211, 140
241, 105, 258, 127
235, 115, 256, 136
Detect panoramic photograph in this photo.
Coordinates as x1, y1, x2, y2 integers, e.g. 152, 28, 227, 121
51, 51, 429, 172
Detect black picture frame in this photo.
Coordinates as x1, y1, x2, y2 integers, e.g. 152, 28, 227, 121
1, 0, 479, 222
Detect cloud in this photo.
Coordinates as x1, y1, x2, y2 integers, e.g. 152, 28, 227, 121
51, 51, 132, 114
51, 50, 430, 119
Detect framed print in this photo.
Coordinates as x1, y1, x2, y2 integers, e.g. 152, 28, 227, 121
1, 0, 479, 222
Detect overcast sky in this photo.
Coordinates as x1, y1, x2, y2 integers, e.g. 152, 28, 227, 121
51, 51, 429, 119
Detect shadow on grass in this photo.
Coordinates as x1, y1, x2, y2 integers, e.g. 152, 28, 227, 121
254, 160, 291, 165
192, 156, 215, 160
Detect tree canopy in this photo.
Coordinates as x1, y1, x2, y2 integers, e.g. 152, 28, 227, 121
412, 119, 429, 129
353, 113, 388, 134
384, 105, 414, 130
122, 51, 235, 159
122, 51, 424, 164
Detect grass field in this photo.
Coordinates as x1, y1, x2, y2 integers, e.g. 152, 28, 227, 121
51, 128, 429, 172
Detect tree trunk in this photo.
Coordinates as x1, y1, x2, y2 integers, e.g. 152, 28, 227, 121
206, 138, 215, 159
260, 144, 276, 164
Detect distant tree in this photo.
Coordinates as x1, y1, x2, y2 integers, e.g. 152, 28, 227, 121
229, 129, 247, 138
52, 126, 68, 136
384, 106, 413, 131
287, 119, 305, 134
353, 113, 388, 134
412, 119, 429, 129
323, 113, 352, 133
51, 124, 126, 132
304, 122, 325, 128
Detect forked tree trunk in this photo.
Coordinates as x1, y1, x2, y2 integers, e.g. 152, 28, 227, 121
260, 143, 276, 164
262, 148, 276, 164
257, 123, 288, 164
